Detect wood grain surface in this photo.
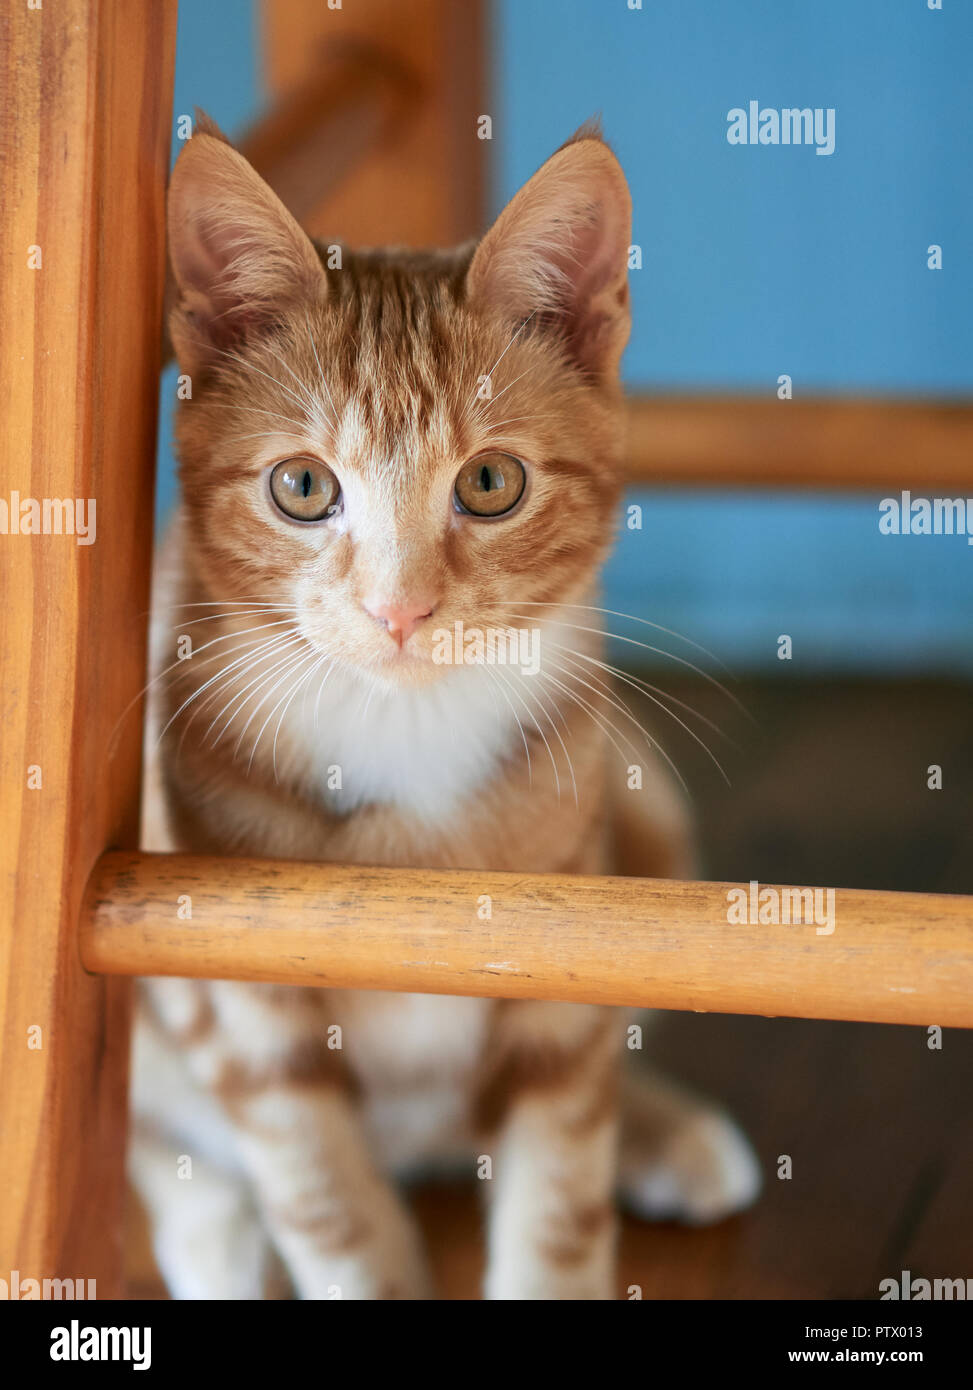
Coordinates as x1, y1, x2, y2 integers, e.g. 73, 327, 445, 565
0, 0, 175, 1294
81, 851, 973, 1028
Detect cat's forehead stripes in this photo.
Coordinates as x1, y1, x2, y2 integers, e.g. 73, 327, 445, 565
317, 249, 474, 475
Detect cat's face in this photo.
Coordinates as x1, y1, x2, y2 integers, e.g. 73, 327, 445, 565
168, 121, 632, 692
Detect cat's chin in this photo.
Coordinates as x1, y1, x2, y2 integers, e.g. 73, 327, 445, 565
354, 648, 447, 693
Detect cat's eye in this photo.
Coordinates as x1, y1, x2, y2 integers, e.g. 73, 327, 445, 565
454, 452, 526, 517
269, 458, 340, 522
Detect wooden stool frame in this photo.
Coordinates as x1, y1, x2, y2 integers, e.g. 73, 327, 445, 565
2, 0, 971, 1298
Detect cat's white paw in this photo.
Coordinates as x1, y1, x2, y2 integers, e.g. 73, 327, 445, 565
619, 1106, 761, 1225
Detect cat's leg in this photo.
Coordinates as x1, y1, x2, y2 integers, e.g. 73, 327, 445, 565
182, 981, 432, 1301
226, 1083, 432, 1300
130, 984, 284, 1298
130, 1129, 286, 1299
480, 1003, 622, 1300
610, 733, 760, 1221
618, 1063, 761, 1223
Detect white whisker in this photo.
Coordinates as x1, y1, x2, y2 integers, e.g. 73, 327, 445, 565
481, 665, 532, 789
247, 646, 322, 775
160, 630, 302, 749
503, 611, 748, 718
218, 344, 312, 418
206, 636, 310, 749
176, 635, 300, 757
491, 665, 560, 801
494, 600, 739, 683
548, 643, 731, 786
232, 645, 317, 764
541, 655, 690, 797
180, 633, 304, 748
200, 401, 311, 434
273, 652, 330, 782
542, 670, 641, 774
465, 311, 537, 413
518, 669, 579, 807
110, 617, 297, 751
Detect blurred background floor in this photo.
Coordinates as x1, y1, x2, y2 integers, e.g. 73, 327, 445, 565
126, 677, 973, 1299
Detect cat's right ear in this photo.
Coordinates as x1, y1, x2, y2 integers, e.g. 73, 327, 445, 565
167, 114, 327, 376
465, 126, 632, 383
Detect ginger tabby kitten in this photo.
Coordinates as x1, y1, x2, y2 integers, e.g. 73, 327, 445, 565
132, 116, 759, 1300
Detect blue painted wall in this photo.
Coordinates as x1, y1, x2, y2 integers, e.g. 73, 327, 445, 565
158, 0, 973, 675
496, 0, 972, 394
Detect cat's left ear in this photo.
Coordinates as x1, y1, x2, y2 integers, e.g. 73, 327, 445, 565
167, 111, 327, 375
465, 125, 632, 381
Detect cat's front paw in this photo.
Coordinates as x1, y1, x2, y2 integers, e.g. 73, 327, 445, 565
619, 1105, 761, 1225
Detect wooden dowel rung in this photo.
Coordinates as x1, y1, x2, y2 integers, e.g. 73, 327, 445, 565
624, 395, 973, 490
80, 852, 973, 1028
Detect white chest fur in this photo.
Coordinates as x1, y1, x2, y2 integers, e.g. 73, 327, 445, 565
285, 660, 529, 826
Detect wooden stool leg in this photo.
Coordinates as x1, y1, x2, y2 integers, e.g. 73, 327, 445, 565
0, 0, 175, 1296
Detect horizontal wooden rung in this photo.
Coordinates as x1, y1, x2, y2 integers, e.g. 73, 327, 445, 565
624, 395, 973, 490
79, 852, 973, 1027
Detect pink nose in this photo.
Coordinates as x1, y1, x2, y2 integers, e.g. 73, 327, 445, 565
363, 597, 435, 647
